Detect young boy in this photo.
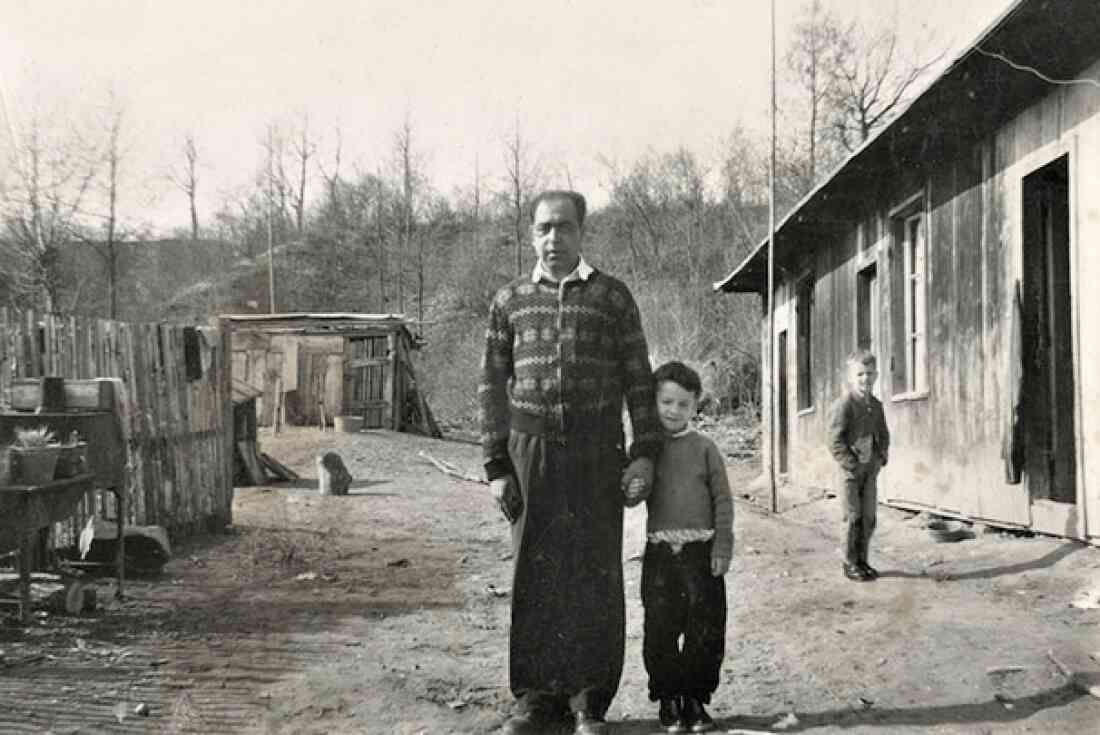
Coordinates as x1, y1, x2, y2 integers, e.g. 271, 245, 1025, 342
625, 361, 733, 733
827, 349, 891, 582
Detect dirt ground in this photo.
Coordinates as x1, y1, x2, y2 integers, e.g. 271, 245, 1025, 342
2, 426, 1099, 734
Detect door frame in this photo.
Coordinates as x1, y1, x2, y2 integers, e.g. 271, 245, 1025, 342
1013, 137, 1085, 538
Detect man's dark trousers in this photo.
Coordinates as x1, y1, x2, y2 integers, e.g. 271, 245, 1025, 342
641, 539, 726, 704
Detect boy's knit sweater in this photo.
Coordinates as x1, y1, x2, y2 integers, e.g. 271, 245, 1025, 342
643, 429, 734, 561
478, 268, 661, 480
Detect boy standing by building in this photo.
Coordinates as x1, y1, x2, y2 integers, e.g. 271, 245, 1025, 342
625, 361, 733, 733
827, 349, 891, 582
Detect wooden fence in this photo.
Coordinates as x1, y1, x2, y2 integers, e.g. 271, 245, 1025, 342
0, 309, 233, 543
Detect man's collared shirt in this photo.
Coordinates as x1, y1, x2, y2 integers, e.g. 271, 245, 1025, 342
531, 256, 593, 285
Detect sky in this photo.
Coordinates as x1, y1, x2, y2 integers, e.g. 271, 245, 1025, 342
0, 0, 1013, 235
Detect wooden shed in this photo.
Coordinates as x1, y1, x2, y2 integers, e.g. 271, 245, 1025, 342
715, 0, 1100, 543
220, 313, 438, 435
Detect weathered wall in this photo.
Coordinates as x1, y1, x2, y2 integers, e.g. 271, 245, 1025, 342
766, 57, 1100, 540
0, 309, 233, 540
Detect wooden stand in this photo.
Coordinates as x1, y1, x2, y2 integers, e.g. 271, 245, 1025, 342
0, 474, 106, 623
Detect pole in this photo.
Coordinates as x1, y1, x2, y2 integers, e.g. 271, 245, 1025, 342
767, 0, 778, 513
267, 198, 276, 313
266, 129, 277, 314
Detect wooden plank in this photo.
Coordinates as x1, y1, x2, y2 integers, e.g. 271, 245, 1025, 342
385, 333, 396, 429
24, 309, 37, 378
237, 440, 266, 486
9, 379, 116, 411
956, 144, 985, 445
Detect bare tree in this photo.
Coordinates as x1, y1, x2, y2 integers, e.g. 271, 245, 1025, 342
0, 105, 97, 313
89, 97, 126, 319
167, 132, 201, 242
317, 124, 343, 219
598, 152, 663, 268
826, 19, 943, 151
392, 116, 419, 314
503, 116, 540, 276
289, 113, 314, 236
785, 0, 848, 182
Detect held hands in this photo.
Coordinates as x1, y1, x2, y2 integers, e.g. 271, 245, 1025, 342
621, 457, 654, 506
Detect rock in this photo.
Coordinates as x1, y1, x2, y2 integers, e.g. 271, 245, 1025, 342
1071, 580, 1100, 610
773, 712, 800, 730
317, 452, 352, 496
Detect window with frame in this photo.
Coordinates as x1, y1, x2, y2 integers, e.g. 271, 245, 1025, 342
890, 199, 928, 396
795, 274, 814, 410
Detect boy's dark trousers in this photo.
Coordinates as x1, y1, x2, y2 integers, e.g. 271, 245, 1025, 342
641, 539, 726, 704
843, 460, 880, 567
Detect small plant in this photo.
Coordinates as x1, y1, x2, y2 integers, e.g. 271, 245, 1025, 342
13, 425, 59, 449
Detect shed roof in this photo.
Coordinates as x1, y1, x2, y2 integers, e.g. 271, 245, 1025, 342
714, 0, 1100, 294
221, 312, 414, 336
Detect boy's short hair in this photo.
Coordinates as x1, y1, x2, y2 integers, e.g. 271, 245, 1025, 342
653, 361, 702, 398
846, 348, 877, 369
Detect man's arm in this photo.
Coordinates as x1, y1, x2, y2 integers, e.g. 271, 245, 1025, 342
615, 282, 660, 495
479, 288, 515, 482
826, 398, 858, 472
616, 284, 660, 462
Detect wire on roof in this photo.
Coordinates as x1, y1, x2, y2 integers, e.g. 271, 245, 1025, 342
975, 46, 1100, 89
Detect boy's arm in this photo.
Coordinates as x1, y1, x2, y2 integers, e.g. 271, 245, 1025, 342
827, 398, 859, 472
705, 439, 734, 569
878, 401, 891, 465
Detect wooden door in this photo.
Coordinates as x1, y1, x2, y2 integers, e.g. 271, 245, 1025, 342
297, 352, 329, 426
346, 336, 390, 429
1022, 155, 1076, 504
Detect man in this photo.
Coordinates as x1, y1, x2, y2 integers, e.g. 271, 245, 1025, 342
479, 190, 660, 735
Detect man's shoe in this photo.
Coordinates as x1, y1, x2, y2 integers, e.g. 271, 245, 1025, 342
681, 697, 715, 733
860, 562, 879, 579
574, 711, 608, 735
843, 562, 870, 582
658, 697, 686, 733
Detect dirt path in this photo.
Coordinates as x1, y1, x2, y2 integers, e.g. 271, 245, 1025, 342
2, 427, 1098, 733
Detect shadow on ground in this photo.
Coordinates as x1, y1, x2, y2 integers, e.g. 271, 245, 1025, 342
611, 682, 1081, 733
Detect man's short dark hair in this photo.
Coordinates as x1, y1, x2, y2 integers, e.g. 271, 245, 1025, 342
529, 190, 587, 228
653, 361, 702, 398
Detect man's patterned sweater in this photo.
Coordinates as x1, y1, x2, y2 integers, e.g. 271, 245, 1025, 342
479, 269, 660, 480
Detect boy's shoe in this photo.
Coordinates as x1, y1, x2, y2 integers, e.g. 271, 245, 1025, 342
843, 562, 871, 581
573, 711, 607, 735
682, 697, 715, 733
658, 697, 686, 733
860, 562, 879, 579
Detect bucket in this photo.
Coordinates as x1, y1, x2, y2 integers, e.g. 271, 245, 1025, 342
333, 415, 364, 433
12, 447, 61, 485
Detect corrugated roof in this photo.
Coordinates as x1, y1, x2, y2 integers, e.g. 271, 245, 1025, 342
713, 0, 1100, 293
